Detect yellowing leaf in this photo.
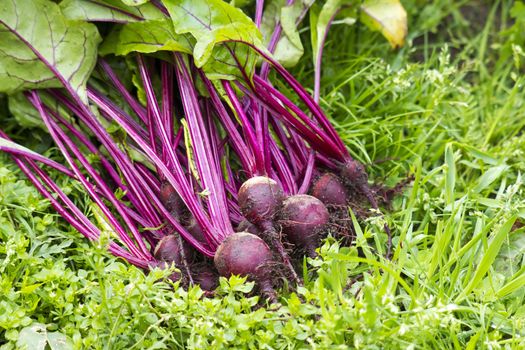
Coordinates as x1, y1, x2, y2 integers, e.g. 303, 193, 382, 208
181, 119, 200, 184
360, 0, 407, 48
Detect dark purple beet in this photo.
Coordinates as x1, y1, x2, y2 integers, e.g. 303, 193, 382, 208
279, 194, 329, 258
214, 232, 275, 299
340, 160, 368, 187
237, 219, 260, 235
237, 176, 284, 224
237, 176, 299, 284
214, 232, 271, 277
340, 159, 380, 208
159, 181, 185, 216
186, 215, 207, 245
311, 167, 322, 182
311, 173, 348, 206
154, 234, 195, 265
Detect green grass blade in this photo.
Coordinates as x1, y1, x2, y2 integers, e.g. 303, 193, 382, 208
496, 271, 525, 299
444, 143, 456, 206
457, 215, 517, 302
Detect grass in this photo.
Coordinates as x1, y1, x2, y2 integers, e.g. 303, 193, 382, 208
2, 0, 525, 348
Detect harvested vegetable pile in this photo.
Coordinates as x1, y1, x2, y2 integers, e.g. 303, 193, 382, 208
0, 0, 407, 300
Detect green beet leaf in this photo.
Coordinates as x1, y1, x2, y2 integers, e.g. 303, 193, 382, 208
100, 19, 194, 56
261, 0, 311, 67
121, 0, 150, 5
277, 1, 307, 67
161, 0, 264, 80
311, 0, 356, 65
7, 92, 71, 129
60, 0, 163, 22
0, 0, 101, 103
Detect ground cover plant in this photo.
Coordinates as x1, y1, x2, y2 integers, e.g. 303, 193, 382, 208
1, 0, 525, 348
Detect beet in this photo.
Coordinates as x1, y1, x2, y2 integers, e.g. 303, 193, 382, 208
159, 181, 185, 217
214, 231, 275, 299
195, 270, 219, 291
154, 234, 195, 265
311, 173, 348, 206
237, 176, 299, 284
237, 219, 260, 235
340, 160, 368, 187
214, 232, 271, 277
279, 194, 329, 258
340, 160, 379, 208
311, 167, 322, 183
238, 176, 284, 224
186, 215, 207, 245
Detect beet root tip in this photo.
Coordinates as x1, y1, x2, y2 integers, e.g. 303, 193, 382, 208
154, 234, 195, 265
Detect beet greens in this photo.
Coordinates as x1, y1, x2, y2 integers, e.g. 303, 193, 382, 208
0, 0, 408, 299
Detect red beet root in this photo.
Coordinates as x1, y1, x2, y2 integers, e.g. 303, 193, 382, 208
154, 234, 195, 265
214, 232, 275, 299
214, 232, 271, 277
237, 219, 260, 235
340, 160, 368, 187
186, 215, 207, 245
340, 160, 380, 207
159, 181, 186, 217
311, 173, 348, 206
237, 176, 300, 284
279, 195, 329, 258
238, 176, 284, 224
340, 160, 393, 259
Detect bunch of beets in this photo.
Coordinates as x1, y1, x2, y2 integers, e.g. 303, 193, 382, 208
0, 0, 399, 301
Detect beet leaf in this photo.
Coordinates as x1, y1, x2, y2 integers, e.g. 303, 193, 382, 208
0, 0, 101, 102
